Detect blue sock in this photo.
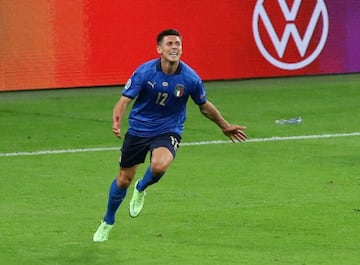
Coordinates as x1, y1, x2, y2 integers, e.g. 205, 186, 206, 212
137, 166, 164, 192
104, 179, 127, 225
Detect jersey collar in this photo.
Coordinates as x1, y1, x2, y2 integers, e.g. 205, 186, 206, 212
156, 59, 182, 75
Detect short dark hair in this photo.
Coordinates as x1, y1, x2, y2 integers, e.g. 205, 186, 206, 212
157, 29, 182, 45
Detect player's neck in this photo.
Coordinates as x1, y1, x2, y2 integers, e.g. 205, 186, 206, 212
160, 58, 180, 75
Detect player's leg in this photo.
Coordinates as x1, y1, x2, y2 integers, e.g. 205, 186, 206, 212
93, 166, 137, 242
136, 147, 174, 191
129, 133, 180, 217
137, 133, 180, 191
104, 166, 138, 224
94, 133, 149, 241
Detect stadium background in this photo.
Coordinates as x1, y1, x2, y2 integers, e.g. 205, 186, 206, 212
1, 2, 360, 264
1, 0, 360, 91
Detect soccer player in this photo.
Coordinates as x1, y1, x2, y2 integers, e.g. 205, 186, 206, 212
93, 29, 247, 242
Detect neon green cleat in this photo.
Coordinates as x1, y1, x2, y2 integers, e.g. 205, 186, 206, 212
93, 220, 114, 242
129, 180, 146, 218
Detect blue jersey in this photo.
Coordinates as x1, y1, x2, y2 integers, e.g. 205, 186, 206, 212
122, 58, 207, 137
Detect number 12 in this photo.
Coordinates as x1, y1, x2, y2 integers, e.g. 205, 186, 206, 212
156, 92, 168, 106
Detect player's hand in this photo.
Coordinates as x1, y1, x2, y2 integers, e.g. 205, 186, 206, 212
222, 125, 247, 143
112, 127, 121, 138
112, 122, 121, 138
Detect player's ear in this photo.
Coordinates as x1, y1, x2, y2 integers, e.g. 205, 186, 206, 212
157, 46, 162, 54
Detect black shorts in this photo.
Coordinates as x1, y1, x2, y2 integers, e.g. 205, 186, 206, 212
119, 132, 181, 168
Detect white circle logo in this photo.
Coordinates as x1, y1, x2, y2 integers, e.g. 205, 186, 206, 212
253, 0, 329, 70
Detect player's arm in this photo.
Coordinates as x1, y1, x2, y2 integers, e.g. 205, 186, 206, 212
112, 95, 132, 138
199, 101, 247, 143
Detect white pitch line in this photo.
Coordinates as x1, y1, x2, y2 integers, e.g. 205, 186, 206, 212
1, 132, 360, 157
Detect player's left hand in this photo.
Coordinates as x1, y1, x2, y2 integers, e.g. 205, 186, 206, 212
222, 125, 247, 143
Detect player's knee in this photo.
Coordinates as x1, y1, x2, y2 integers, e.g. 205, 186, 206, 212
150, 163, 167, 176
151, 147, 173, 175
116, 174, 132, 188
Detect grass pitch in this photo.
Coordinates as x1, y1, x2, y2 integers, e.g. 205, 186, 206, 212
1, 74, 360, 265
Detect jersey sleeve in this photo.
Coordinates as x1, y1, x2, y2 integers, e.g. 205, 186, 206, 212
191, 80, 207, 105
122, 72, 143, 99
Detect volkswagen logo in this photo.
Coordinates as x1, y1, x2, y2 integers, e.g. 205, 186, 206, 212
253, 0, 329, 70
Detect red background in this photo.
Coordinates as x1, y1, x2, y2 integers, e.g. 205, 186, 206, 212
1, 0, 359, 91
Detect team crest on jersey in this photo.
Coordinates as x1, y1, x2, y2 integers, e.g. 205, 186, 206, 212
174, 84, 184, 97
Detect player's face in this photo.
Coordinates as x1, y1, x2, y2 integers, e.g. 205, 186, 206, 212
157, 35, 182, 63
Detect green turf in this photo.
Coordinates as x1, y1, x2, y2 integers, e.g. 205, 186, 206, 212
1, 74, 360, 265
